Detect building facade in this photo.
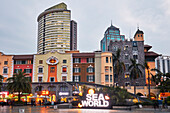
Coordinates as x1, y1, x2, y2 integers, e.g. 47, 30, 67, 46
37, 3, 77, 54
0, 52, 13, 82
33, 51, 72, 82
155, 55, 170, 74
144, 45, 160, 85
13, 55, 34, 79
72, 53, 95, 83
108, 29, 145, 86
100, 24, 125, 52
70, 20, 77, 50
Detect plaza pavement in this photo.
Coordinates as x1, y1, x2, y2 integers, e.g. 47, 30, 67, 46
0, 106, 169, 113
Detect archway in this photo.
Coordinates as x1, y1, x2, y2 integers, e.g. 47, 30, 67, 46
48, 86, 56, 91
147, 92, 156, 100
137, 92, 144, 96
34, 86, 44, 92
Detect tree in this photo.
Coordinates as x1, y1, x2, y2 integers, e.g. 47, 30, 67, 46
128, 59, 144, 95
112, 48, 125, 81
151, 69, 170, 92
144, 61, 151, 99
0, 75, 4, 92
6, 71, 31, 102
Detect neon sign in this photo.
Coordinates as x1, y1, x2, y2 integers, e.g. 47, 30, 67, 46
79, 89, 110, 108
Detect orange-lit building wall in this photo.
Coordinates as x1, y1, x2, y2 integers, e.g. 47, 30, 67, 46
0, 52, 13, 82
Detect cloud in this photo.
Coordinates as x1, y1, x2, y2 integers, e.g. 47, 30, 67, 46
0, 0, 170, 56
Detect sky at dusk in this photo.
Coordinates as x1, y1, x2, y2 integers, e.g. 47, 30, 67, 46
0, 0, 170, 55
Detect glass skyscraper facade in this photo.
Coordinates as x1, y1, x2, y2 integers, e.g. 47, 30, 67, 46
100, 24, 125, 52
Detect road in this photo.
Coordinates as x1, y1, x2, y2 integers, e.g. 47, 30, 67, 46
0, 106, 169, 113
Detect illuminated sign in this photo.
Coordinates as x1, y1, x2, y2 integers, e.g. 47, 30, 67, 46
79, 89, 110, 108
42, 90, 49, 95
59, 92, 69, 96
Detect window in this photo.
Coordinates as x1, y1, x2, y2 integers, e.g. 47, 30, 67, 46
74, 67, 80, 73
125, 82, 130, 87
60, 86, 68, 91
115, 83, 119, 86
74, 58, 80, 63
62, 66, 67, 73
105, 66, 109, 73
105, 75, 109, 82
38, 67, 43, 73
62, 76, 67, 81
38, 77, 42, 82
113, 46, 118, 51
133, 47, 138, 51
88, 67, 93, 73
14, 69, 22, 73
124, 45, 128, 50
125, 64, 129, 71
125, 73, 130, 78
50, 77, 55, 82
15, 60, 22, 64
63, 60, 67, 63
125, 54, 129, 60
110, 57, 112, 63
22, 60, 26, 64
133, 41, 137, 47
110, 75, 112, 82
136, 82, 139, 86
3, 67, 8, 74
88, 58, 94, 63
39, 60, 43, 64
106, 57, 108, 63
24, 69, 32, 73
81, 58, 87, 63
50, 67, 55, 73
4, 61, 8, 65
133, 55, 138, 59
74, 76, 80, 82
87, 75, 94, 82
110, 67, 112, 72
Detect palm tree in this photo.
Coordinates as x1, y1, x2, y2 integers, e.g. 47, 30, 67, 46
144, 61, 151, 99
6, 71, 31, 102
151, 68, 170, 92
128, 59, 144, 94
112, 48, 125, 81
0, 75, 4, 92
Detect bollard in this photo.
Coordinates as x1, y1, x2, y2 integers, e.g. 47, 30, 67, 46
54, 105, 58, 110
19, 108, 25, 113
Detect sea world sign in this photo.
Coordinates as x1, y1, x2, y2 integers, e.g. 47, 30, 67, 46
80, 93, 110, 108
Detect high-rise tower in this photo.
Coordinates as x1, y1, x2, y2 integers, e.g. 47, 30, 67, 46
100, 23, 125, 52
37, 3, 77, 54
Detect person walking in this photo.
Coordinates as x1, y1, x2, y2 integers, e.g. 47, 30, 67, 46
39, 100, 41, 106
158, 99, 163, 110
164, 98, 168, 109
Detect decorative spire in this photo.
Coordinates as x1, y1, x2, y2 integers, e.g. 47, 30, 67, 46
137, 23, 139, 30
111, 20, 113, 26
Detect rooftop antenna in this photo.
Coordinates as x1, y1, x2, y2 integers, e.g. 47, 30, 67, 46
129, 29, 131, 40
111, 20, 113, 26
137, 23, 139, 30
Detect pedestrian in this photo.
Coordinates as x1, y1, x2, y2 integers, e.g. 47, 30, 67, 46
31, 99, 33, 106
153, 100, 157, 110
164, 98, 168, 109
39, 100, 41, 106
158, 99, 163, 110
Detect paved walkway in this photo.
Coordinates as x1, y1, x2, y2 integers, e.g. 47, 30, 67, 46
0, 106, 169, 113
